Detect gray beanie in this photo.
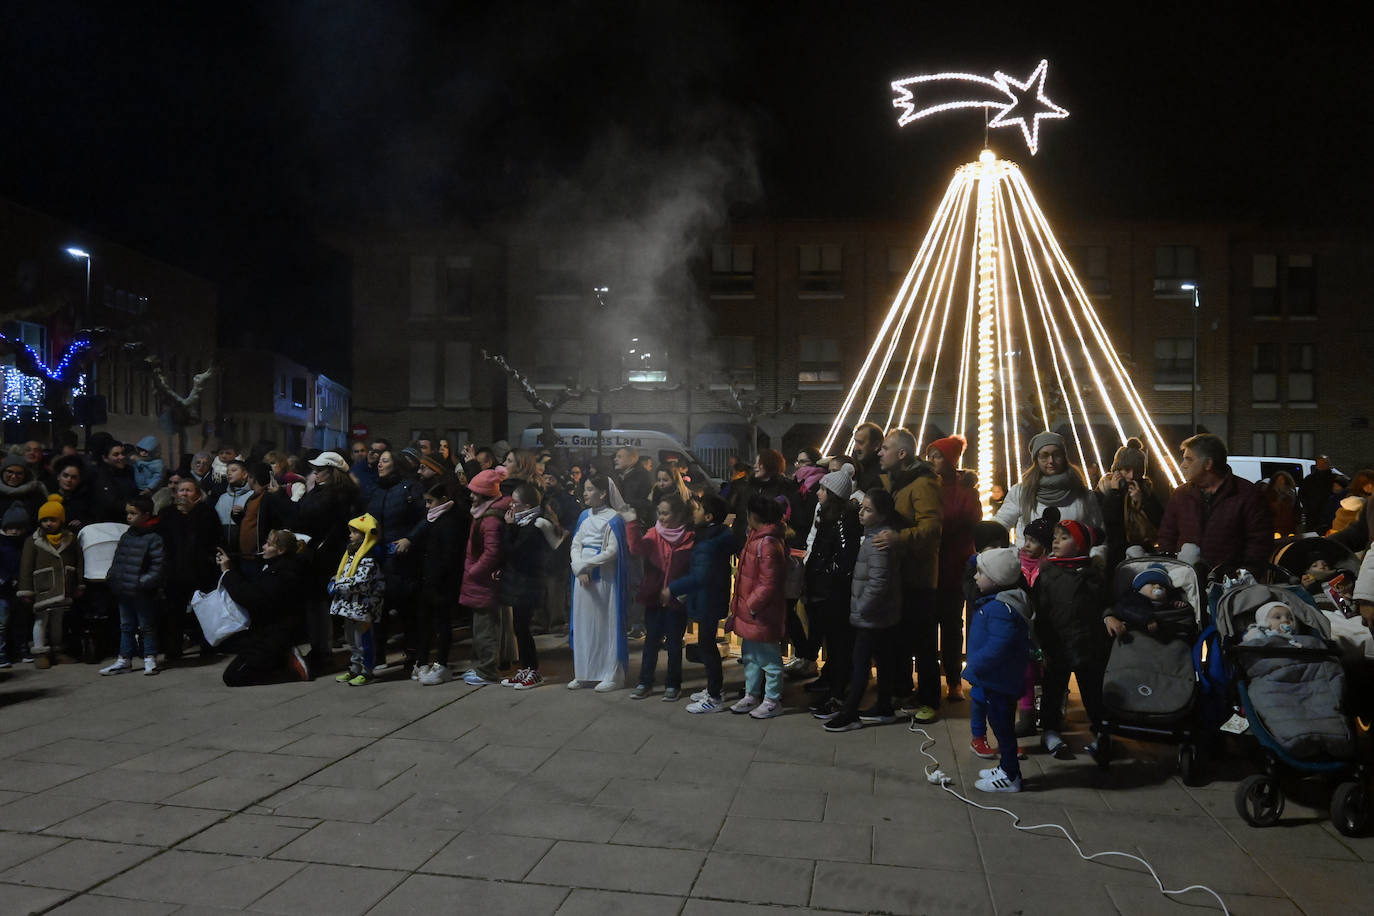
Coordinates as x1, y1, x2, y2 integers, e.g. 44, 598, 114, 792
976, 546, 1022, 589
1111, 437, 1147, 475
1028, 431, 1066, 459
1, 501, 29, 530
819, 465, 855, 500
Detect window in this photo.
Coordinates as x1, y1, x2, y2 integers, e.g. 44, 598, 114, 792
1252, 431, 1279, 455
290, 377, 307, 409
718, 335, 755, 385
1287, 254, 1315, 316
1153, 337, 1193, 385
1289, 431, 1315, 457
1251, 254, 1278, 316
409, 341, 436, 407
537, 247, 581, 296
1153, 244, 1197, 296
442, 256, 473, 317
535, 338, 581, 386
710, 244, 755, 295
1070, 245, 1110, 295
799, 244, 843, 294
623, 335, 668, 384
1252, 343, 1279, 402
409, 256, 437, 317
1287, 343, 1315, 403
443, 342, 471, 406
799, 337, 842, 384
140, 371, 150, 415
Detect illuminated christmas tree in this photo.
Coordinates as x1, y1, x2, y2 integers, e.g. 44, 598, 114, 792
820, 61, 1181, 517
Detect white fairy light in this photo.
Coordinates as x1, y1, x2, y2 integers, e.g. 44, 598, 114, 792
891, 59, 1068, 155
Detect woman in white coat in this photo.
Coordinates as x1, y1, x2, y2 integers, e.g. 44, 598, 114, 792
567, 475, 630, 691
994, 431, 1103, 545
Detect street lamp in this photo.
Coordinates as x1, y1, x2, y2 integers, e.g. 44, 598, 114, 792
65, 247, 91, 323
1180, 282, 1200, 435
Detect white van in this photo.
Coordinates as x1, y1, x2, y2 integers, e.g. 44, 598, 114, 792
1227, 456, 1341, 484
516, 427, 721, 488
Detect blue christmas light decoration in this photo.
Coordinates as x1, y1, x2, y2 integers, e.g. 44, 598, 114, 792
0, 336, 93, 421
0, 335, 92, 382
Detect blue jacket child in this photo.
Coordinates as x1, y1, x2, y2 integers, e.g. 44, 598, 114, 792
962, 546, 1033, 793
666, 496, 740, 710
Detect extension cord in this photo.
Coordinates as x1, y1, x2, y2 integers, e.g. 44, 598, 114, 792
908, 721, 1230, 916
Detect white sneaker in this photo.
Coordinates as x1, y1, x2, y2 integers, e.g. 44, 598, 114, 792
974, 767, 1022, 793
143, 657, 160, 676
100, 658, 131, 676
410, 663, 424, 681
689, 688, 710, 702
567, 679, 586, 689
749, 698, 783, 719
686, 696, 728, 714
730, 695, 761, 714
419, 664, 452, 686
594, 677, 622, 692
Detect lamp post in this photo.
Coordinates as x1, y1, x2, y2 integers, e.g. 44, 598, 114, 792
1180, 282, 1200, 435
65, 248, 91, 324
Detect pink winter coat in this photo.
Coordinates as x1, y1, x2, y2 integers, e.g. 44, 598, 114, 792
460, 498, 509, 608
728, 523, 787, 642
625, 520, 694, 610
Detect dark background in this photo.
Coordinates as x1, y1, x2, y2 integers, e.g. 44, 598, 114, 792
4, 1, 1369, 383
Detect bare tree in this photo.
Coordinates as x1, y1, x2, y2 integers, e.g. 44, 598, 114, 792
482, 350, 586, 449
127, 343, 216, 461
711, 376, 796, 461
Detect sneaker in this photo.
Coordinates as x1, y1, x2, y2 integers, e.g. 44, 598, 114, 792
662, 687, 681, 702
1085, 739, 1105, 765
512, 670, 543, 690
410, 663, 424, 681
501, 667, 531, 687
463, 671, 495, 686
100, 658, 131, 676
911, 705, 939, 724
346, 673, 373, 686
749, 698, 783, 719
0, 659, 11, 669
1042, 731, 1071, 759
420, 665, 453, 686
144, 657, 160, 676
824, 712, 863, 732
20, 654, 35, 664
810, 697, 845, 720
689, 688, 710, 702
34, 654, 51, 669
594, 677, 622, 692
630, 684, 651, 699
784, 658, 818, 679
686, 695, 727, 714
974, 767, 1022, 793
567, 679, 586, 689
288, 647, 312, 682
970, 736, 998, 759
730, 695, 761, 714
858, 705, 900, 725
336, 669, 358, 683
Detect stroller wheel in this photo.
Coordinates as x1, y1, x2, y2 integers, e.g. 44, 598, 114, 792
1331, 781, 1370, 837
1236, 774, 1284, 827
1178, 745, 1201, 786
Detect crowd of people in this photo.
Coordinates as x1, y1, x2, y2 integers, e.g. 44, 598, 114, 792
2, 424, 1372, 796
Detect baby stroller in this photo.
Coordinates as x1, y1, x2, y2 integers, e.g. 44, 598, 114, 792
1096, 554, 1205, 783
74, 523, 127, 664
1213, 582, 1369, 836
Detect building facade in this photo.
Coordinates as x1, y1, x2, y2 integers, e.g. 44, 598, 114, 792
215, 349, 352, 456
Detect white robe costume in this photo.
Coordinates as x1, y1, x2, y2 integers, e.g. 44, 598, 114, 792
569, 505, 629, 685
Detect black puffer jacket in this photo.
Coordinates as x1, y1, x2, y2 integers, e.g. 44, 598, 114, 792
421, 506, 468, 602
222, 552, 307, 631
804, 501, 862, 606
158, 501, 223, 592
1032, 558, 1108, 669
280, 482, 359, 585
500, 518, 551, 608
108, 521, 167, 598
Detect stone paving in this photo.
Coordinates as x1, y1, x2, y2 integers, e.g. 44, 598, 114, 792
0, 638, 1370, 915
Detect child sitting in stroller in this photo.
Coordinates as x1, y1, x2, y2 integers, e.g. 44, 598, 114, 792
1243, 600, 1300, 644
1105, 563, 1195, 641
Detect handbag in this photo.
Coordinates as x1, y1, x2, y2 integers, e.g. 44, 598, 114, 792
190, 572, 250, 646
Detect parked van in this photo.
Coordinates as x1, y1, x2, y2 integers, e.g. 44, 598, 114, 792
516, 427, 721, 488
1227, 456, 1341, 484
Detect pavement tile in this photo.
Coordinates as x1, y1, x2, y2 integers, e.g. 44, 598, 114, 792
257, 783, 414, 823
368, 873, 568, 915
474, 799, 631, 843
823, 789, 972, 832
97, 850, 302, 907
0, 831, 69, 871
526, 839, 705, 894
728, 787, 826, 822
533, 746, 667, 783
986, 874, 1116, 915
594, 778, 734, 815
114, 747, 228, 774
271, 819, 456, 870
13, 738, 151, 769
274, 733, 376, 758
810, 860, 995, 915
57, 769, 209, 805
177, 728, 303, 753
251, 862, 407, 916
1106, 884, 1300, 915
178, 813, 314, 856
681, 902, 859, 916
180, 750, 326, 784
742, 761, 872, 795
375, 787, 498, 831
43, 801, 223, 846
161, 776, 291, 811
714, 816, 871, 863
554, 887, 685, 915
300, 757, 414, 789
0, 838, 161, 891
610, 807, 725, 850
0, 761, 93, 793
420, 830, 555, 880
691, 851, 814, 907
1242, 852, 1374, 908
45, 895, 181, 916
0, 881, 71, 915
872, 823, 983, 872
290, 714, 397, 737
0, 793, 108, 832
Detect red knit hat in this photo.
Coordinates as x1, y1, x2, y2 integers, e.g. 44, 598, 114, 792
1056, 519, 1098, 557
925, 435, 966, 467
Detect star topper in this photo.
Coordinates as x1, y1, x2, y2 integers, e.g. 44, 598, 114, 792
891, 59, 1068, 155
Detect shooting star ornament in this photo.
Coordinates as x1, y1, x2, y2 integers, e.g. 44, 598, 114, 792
891, 59, 1068, 154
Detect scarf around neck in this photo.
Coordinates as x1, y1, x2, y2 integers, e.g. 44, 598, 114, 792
655, 521, 689, 545
1024, 471, 1076, 525
427, 500, 453, 523
512, 506, 541, 527
471, 496, 497, 519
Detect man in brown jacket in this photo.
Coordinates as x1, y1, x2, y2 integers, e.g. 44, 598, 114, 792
873, 427, 943, 722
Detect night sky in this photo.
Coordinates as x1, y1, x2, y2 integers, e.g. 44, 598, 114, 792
4, 2, 1370, 383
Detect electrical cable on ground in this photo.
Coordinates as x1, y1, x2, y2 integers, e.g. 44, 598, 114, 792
908, 720, 1231, 915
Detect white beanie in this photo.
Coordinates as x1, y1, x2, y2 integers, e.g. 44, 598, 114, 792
1254, 600, 1291, 629
976, 547, 1022, 589
819, 465, 855, 500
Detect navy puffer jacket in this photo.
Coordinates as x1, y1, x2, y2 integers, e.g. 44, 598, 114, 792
108, 522, 167, 598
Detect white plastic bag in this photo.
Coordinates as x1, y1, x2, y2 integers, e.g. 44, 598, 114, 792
190, 573, 249, 646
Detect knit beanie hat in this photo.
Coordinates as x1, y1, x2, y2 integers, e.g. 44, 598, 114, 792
399, 447, 422, 472
1023, 506, 1060, 547
1057, 518, 1097, 556
976, 546, 1022, 589
1255, 600, 1292, 629
136, 435, 160, 456
37, 493, 65, 523
1028, 430, 1067, 459
973, 520, 1011, 552
1, 501, 29, 530
925, 435, 966, 467
1132, 563, 1171, 591
819, 464, 855, 500
1111, 437, 1147, 476
1, 454, 27, 473
468, 466, 507, 498
419, 454, 450, 476
757, 448, 785, 478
